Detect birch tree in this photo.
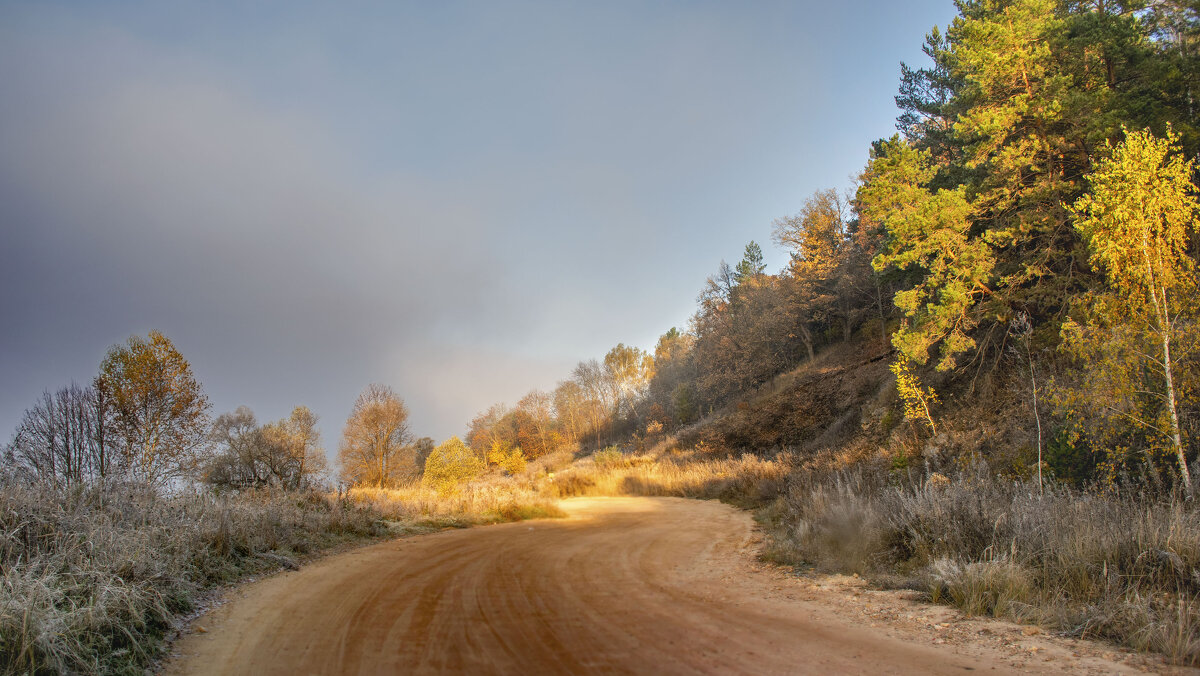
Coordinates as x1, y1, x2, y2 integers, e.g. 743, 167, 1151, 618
1068, 127, 1198, 495
98, 331, 210, 488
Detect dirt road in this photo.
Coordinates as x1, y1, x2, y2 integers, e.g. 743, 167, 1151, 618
165, 497, 1156, 675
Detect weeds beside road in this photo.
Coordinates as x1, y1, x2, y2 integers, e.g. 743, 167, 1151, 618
0, 481, 559, 675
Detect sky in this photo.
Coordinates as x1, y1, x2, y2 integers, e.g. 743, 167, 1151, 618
0, 0, 956, 449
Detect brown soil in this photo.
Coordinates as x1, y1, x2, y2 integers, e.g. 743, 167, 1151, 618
163, 497, 1189, 675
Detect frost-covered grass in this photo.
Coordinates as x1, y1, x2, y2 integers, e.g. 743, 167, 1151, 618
0, 478, 560, 675
771, 463, 1200, 665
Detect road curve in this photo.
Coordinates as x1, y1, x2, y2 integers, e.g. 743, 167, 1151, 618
166, 497, 1053, 675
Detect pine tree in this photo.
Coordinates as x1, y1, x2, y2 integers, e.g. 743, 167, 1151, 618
859, 137, 995, 372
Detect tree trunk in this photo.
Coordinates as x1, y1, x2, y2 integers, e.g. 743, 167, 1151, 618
800, 323, 816, 362
1028, 343, 1043, 496
1160, 289, 1192, 497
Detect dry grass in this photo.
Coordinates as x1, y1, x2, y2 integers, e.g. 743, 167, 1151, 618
770, 461, 1200, 666
345, 480, 565, 526
0, 476, 561, 675
540, 445, 790, 509
0, 482, 381, 675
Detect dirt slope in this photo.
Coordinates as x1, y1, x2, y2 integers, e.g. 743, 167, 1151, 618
164, 497, 1159, 675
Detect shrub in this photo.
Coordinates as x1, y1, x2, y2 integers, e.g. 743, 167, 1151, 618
592, 446, 626, 469
500, 447, 527, 476
422, 437, 484, 493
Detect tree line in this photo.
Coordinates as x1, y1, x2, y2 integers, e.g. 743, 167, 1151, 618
3, 331, 443, 491
466, 0, 1200, 494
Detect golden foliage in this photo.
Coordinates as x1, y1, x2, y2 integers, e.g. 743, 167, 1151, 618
422, 436, 484, 493
1064, 128, 1199, 492
890, 356, 939, 434
97, 330, 210, 487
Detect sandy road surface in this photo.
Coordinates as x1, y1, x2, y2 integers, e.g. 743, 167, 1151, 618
165, 497, 1159, 675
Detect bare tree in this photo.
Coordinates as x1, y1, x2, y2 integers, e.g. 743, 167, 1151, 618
552, 380, 585, 445
603, 344, 653, 421
412, 437, 436, 475
283, 406, 326, 488
3, 383, 115, 487
517, 390, 556, 456
572, 359, 612, 441
206, 406, 264, 489
338, 384, 414, 488
206, 405, 327, 490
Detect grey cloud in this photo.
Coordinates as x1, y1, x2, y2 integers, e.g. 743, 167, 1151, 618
1, 1, 958, 444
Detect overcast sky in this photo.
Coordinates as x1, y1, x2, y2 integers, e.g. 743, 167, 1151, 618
0, 0, 955, 448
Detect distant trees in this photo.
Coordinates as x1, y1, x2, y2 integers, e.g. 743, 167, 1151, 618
412, 437, 436, 474
2, 330, 336, 493
458, 227, 881, 453
4, 331, 219, 490
486, 440, 527, 476
603, 344, 653, 420
516, 390, 557, 457
338, 384, 414, 488
774, 190, 849, 362
206, 405, 326, 490
271, 405, 326, 487
206, 406, 264, 489
467, 404, 510, 456
646, 327, 694, 426
689, 244, 799, 407
572, 359, 613, 440
466, 389, 565, 461
552, 380, 587, 445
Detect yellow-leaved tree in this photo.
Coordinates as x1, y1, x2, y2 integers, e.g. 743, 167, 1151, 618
260, 406, 326, 489
98, 330, 210, 488
422, 436, 484, 493
1068, 127, 1198, 496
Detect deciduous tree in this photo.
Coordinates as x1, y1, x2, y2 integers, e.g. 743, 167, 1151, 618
4, 383, 113, 487
774, 189, 849, 361
338, 384, 414, 488
422, 436, 484, 493
98, 331, 210, 488
1067, 127, 1199, 494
